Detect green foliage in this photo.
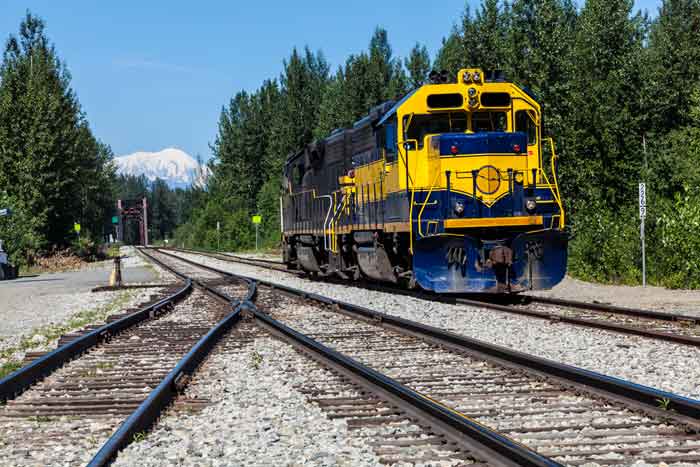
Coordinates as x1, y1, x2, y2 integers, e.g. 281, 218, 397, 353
71, 235, 103, 261
645, 0, 700, 133
568, 203, 642, 284
0, 12, 116, 257
433, 31, 464, 77
256, 177, 282, 247
113, 174, 205, 244
315, 28, 408, 137
0, 193, 44, 266
173, 200, 253, 251
405, 43, 431, 89
655, 190, 700, 288
562, 0, 647, 207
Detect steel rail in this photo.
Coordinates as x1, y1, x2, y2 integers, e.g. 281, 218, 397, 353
147, 247, 561, 466
454, 296, 700, 348
174, 247, 700, 348
525, 294, 700, 323
251, 307, 559, 467
155, 248, 700, 428
87, 305, 245, 467
0, 280, 192, 402
87, 248, 254, 466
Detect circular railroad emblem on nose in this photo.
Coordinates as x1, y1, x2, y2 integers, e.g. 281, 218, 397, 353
476, 165, 501, 194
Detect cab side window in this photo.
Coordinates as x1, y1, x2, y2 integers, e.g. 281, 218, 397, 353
384, 122, 398, 162
515, 110, 537, 145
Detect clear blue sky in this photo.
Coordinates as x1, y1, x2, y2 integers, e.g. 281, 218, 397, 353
1, 1, 661, 161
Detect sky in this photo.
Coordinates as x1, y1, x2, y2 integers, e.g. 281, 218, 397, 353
1, 1, 662, 161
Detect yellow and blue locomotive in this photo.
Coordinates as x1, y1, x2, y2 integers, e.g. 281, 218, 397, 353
281, 68, 567, 293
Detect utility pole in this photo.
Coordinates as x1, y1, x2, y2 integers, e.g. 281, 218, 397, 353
142, 197, 149, 246
217, 221, 220, 251
640, 135, 648, 287
639, 182, 647, 287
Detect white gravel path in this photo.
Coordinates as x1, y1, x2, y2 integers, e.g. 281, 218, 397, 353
0, 246, 174, 364
173, 251, 700, 400
0, 287, 162, 360
113, 335, 382, 467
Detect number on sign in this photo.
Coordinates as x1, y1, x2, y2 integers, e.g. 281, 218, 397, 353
638, 183, 646, 219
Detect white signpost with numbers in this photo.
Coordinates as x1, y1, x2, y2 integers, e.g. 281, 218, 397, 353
639, 182, 647, 287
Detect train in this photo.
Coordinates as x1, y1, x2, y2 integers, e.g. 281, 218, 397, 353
281, 68, 567, 293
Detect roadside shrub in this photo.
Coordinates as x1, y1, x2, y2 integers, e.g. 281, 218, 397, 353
568, 202, 641, 284
71, 235, 104, 261
654, 190, 700, 288
255, 177, 282, 249
0, 194, 44, 267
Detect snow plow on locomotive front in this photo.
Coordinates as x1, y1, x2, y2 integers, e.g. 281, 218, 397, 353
281, 68, 568, 293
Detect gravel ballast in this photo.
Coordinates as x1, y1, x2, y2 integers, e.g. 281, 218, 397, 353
227, 252, 700, 315
113, 333, 383, 467
529, 275, 700, 316
0, 289, 211, 467
172, 251, 700, 399
0, 246, 173, 367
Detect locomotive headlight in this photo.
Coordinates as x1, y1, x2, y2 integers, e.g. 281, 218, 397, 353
468, 97, 478, 107
462, 72, 472, 83
468, 87, 477, 97
525, 199, 537, 213
454, 201, 465, 216
473, 71, 481, 83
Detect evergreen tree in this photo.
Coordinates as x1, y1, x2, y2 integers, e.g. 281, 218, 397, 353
563, 0, 647, 207
645, 0, 700, 134
314, 69, 351, 138
314, 27, 406, 138
270, 47, 329, 173
434, 31, 465, 76
462, 0, 511, 71
506, 0, 577, 137
148, 178, 176, 241
405, 43, 431, 89
0, 12, 115, 260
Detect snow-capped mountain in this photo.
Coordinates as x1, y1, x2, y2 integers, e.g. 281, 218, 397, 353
115, 148, 209, 189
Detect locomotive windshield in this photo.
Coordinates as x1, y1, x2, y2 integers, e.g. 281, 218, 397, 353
404, 110, 511, 148
404, 111, 468, 148
472, 111, 507, 132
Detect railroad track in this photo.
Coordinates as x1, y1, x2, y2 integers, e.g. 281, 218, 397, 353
0, 251, 254, 466
151, 247, 700, 466
172, 248, 700, 348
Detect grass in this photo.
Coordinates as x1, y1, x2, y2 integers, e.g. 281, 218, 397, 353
107, 244, 122, 258
29, 415, 52, 423
132, 431, 147, 443
250, 350, 263, 370
657, 397, 672, 410
94, 361, 114, 370
0, 361, 22, 379
0, 290, 137, 378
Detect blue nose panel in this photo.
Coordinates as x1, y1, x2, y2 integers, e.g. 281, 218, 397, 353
412, 231, 568, 293
439, 132, 528, 156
